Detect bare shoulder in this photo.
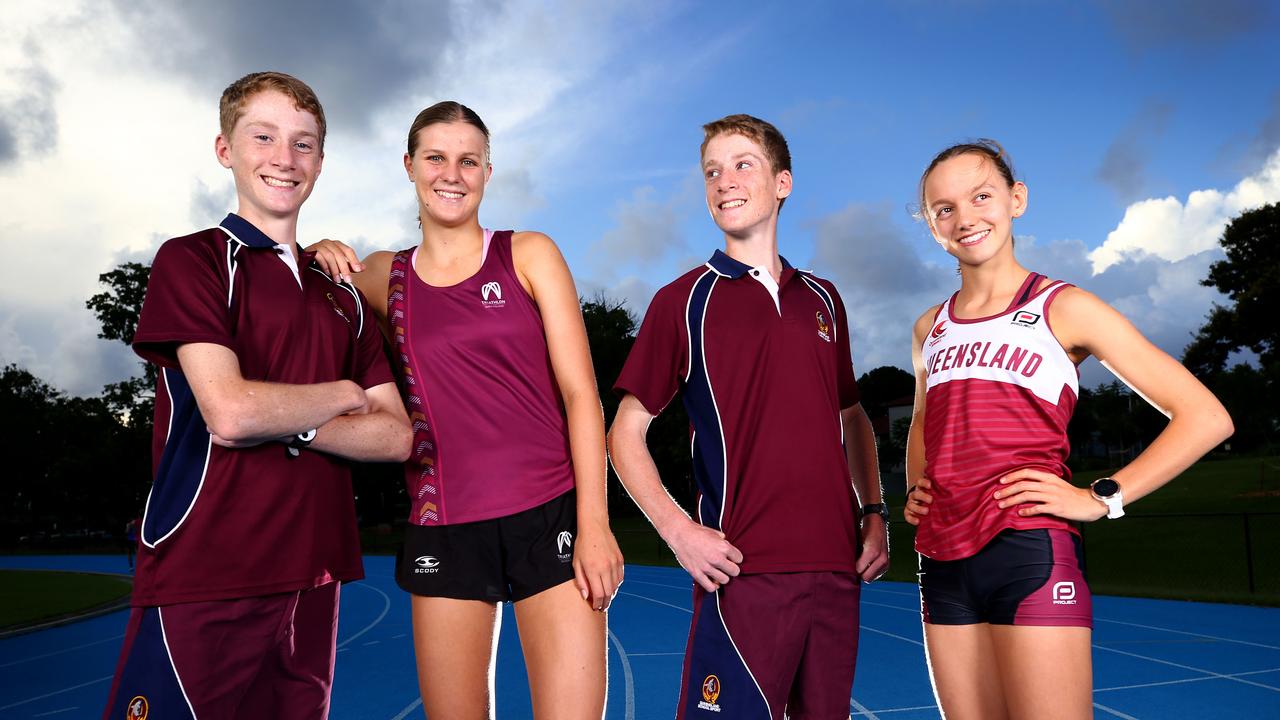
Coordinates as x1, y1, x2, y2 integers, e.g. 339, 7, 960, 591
913, 304, 943, 343
363, 249, 397, 275
511, 230, 561, 259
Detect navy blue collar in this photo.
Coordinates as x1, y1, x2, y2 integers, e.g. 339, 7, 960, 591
706, 249, 795, 279
219, 213, 280, 249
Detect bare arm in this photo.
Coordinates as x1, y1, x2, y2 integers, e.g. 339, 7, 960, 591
904, 308, 938, 527
514, 231, 623, 610
308, 381, 412, 463
177, 342, 366, 443
996, 288, 1234, 520
608, 394, 743, 592
842, 402, 889, 581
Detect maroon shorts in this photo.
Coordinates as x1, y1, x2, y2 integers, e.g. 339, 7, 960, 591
677, 572, 861, 720
919, 528, 1092, 627
102, 581, 341, 720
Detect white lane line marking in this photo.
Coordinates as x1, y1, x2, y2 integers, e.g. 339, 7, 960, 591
0, 633, 126, 668
623, 579, 694, 591
1096, 666, 1280, 692
1095, 617, 1280, 651
861, 600, 918, 613
337, 582, 391, 650
607, 625, 636, 720
1094, 645, 1280, 692
851, 703, 939, 715
389, 698, 422, 720
1092, 702, 1141, 719
860, 624, 925, 648
0, 675, 111, 710
616, 590, 691, 614
850, 697, 883, 719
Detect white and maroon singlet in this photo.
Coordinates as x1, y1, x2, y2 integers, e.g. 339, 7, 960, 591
916, 273, 1080, 561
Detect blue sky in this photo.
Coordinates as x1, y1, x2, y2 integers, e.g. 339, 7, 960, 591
1, 0, 1278, 396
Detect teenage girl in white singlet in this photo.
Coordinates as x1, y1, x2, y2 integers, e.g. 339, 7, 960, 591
903, 140, 1232, 720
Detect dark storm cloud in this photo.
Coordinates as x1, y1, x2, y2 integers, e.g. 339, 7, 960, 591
109, 0, 454, 133
1099, 0, 1275, 49
0, 59, 60, 165
190, 178, 235, 228
1096, 101, 1173, 202
1245, 91, 1280, 171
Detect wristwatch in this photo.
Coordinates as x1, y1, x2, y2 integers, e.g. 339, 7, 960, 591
286, 428, 318, 458
860, 503, 890, 523
1089, 477, 1125, 519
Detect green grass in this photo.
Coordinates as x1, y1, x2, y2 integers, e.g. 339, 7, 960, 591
610, 456, 1280, 606
0, 570, 131, 629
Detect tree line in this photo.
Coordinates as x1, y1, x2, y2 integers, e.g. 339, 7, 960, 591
3, 204, 1276, 545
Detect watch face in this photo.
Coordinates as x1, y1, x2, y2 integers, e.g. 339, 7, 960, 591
1093, 478, 1120, 498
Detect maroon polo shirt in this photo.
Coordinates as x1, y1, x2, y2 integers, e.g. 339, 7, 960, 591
615, 250, 862, 574
130, 213, 394, 606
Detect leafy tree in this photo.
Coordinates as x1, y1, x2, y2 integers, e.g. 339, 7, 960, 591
1182, 202, 1279, 451
1184, 202, 1280, 374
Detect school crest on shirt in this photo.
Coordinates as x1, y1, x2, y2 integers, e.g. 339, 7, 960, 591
325, 292, 350, 324
698, 674, 722, 712
815, 311, 831, 342
126, 695, 149, 720
480, 281, 506, 308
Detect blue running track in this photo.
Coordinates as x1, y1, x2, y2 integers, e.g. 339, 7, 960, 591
2, 556, 1277, 718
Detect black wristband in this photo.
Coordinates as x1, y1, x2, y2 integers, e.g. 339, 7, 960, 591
860, 503, 889, 522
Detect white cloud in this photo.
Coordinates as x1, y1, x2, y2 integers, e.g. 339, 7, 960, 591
1089, 148, 1280, 273
0, 1, 657, 396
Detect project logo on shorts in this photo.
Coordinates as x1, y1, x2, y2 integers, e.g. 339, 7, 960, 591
1052, 581, 1077, 605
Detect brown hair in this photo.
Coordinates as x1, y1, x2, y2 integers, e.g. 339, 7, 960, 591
917, 139, 1016, 229
407, 101, 491, 161
701, 114, 793, 210
219, 72, 326, 151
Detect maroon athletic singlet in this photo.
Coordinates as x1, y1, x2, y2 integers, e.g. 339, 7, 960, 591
388, 230, 575, 526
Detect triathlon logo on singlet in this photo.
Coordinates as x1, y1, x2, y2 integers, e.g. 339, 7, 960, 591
698, 674, 722, 712
815, 311, 831, 342
414, 555, 441, 574
126, 695, 149, 720
480, 281, 506, 308
1052, 581, 1077, 605
556, 531, 573, 562
1012, 311, 1041, 327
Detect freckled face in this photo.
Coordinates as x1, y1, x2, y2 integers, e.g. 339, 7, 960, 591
215, 90, 323, 225
702, 132, 791, 238
404, 121, 492, 228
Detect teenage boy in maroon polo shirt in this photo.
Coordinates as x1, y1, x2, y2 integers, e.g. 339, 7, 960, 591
609, 114, 889, 719
102, 72, 411, 720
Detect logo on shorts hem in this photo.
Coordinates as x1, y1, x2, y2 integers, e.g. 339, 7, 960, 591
126, 695, 149, 720
1052, 581, 1077, 605
697, 674, 722, 712
414, 555, 441, 574
557, 531, 573, 562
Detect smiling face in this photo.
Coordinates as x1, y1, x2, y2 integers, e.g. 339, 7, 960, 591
923, 152, 1027, 267
404, 121, 492, 229
702, 132, 792, 239
215, 89, 323, 228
